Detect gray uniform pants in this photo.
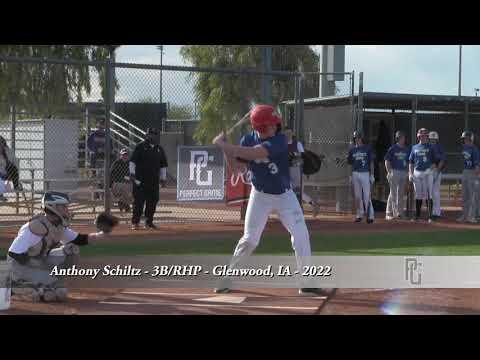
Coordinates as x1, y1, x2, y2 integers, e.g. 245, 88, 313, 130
8, 247, 78, 289
386, 170, 407, 218
462, 169, 479, 220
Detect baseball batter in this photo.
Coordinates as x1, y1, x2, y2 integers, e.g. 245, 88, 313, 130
347, 131, 375, 224
7, 191, 107, 302
457, 131, 480, 223
212, 104, 326, 296
384, 131, 410, 220
428, 131, 446, 219
408, 128, 437, 222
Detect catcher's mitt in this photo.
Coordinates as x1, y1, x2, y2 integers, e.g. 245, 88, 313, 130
95, 212, 119, 234
302, 150, 324, 176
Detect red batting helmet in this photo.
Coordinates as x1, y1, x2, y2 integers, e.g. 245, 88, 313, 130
417, 128, 429, 138
250, 105, 282, 132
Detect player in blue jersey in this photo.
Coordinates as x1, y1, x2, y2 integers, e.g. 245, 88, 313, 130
428, 131, 446, 220
347, 131, 375, 224
457, 131, 480, 223
408, 128, 437, 222
212, 104, 327, 296
384, 131, 410, 220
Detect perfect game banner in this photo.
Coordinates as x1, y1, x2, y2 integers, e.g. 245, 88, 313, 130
177, 146, 225, 201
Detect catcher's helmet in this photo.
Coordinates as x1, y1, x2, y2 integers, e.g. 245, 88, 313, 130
42, 191, 72, 227
417, 128, 429, 138
250, 105, 282, 132
461, 130, 474, 142
395, 130, 406, 141
429, 131, 439, 141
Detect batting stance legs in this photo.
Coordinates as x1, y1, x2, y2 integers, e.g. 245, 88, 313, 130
227, 188, 311, 286
132, 184, 159, 227
352, 172, 374, 221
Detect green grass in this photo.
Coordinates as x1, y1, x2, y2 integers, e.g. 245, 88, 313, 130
2, 230, 480, 258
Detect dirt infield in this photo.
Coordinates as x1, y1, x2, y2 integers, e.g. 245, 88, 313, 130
2, 210, 480, 315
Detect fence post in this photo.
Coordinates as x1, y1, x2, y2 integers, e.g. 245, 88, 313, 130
298, 73, 305, 144
350, 71, 355, 128
465, 100, 469, 130
104, 59, 114, 214
357, 72, 364, 131
261, 46, 272, 105
85, 106, 89, 170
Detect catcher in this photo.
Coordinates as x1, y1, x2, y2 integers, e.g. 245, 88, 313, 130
6, 191, 118, 302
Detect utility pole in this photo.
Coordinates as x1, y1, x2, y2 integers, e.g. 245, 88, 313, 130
159, 45, 165, 132
458, 45, 463, 96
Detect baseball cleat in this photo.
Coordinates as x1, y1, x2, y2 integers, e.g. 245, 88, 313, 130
367, 218, 374, 224
214, 278, 232, 293
385, 215, 394, 221
298, 288, 329, 297
131, 224, 140, 231
456, 216, 466, 223
466, 218, 478, 224
145, 223, 158, 230
214, 287, 231, 294
354, 217, 362, 223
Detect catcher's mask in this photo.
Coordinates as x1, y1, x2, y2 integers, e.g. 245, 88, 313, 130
42, 191, 72, 227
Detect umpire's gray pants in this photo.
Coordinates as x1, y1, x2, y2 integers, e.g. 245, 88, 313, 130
386, 170, 407, 218
463, 169, 479, 220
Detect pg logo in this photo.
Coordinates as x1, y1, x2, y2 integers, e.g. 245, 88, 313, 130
189, 150, 214, 186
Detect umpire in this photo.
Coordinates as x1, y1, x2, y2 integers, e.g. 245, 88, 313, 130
129, 128, 168, 230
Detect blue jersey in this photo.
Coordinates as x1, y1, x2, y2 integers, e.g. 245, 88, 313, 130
384, 144, 410, 171
409, 143, 436, 171
462, 144, 480, 170
240, 132, 291, 194
347, 145, 374, 172
431, 143, 446, 168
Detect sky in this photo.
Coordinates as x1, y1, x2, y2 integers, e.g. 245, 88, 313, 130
111, 45, 480, 105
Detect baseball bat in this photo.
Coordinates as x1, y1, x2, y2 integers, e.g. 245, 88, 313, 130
226, 111, 251, 136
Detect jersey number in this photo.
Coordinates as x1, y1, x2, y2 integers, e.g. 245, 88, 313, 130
268, 163, 279, 175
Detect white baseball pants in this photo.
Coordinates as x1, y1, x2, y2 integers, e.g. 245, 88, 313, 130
352, 171, 374, 220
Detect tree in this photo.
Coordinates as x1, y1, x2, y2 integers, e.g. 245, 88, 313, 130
0, 45, 120, 116
180, 45, 319, 144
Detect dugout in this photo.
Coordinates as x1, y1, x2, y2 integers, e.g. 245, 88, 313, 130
284, 91, 480, 213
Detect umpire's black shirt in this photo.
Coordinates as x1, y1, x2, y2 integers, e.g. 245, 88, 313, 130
130, 140, 168, 188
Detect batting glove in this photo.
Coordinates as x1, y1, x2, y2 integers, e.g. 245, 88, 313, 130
409, 173, 414, 182
370, 175, 375, 184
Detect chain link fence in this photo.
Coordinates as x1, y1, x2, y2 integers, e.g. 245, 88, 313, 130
283, 72, 355, 214
0, 55, 301, 226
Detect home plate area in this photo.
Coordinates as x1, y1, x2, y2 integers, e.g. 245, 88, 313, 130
88, 288, 331, 315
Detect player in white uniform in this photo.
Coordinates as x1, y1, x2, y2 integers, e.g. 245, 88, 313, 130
283, 127, 320, 217
348, 131, 375, 224
408, 128, 437, 222
7, 192, 106, 302
212, 104, 327, 296
428, 131, 446, 220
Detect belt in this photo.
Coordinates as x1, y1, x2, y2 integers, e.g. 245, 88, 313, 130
255, 187, 289, 195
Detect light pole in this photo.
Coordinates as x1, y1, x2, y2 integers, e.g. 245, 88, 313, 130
158, 45, 165, 131
458, 45, 462, 96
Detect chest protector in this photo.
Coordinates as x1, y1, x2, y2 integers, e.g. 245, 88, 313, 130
27, 214, 65, 257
